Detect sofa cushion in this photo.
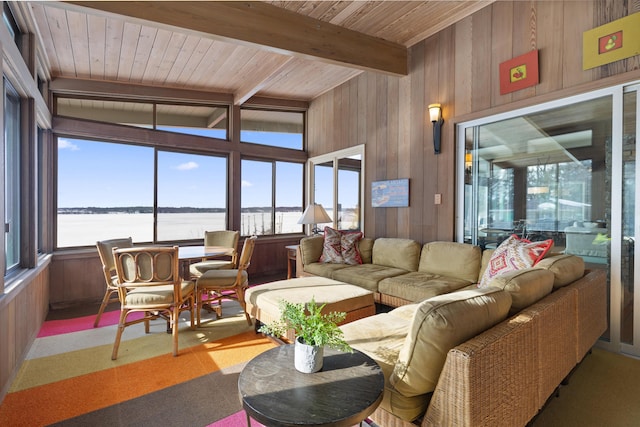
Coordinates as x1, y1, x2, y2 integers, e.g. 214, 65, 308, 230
341, 304, 424, 421
479, 235, 553, 288
332, 264, 408, 292
536, 254, 585, 288
390, 288, 512, 398
319, 227, 364, 265
357, 238, 374, 264
485, 267, 554, 314
372, 238, 421, 271
303, 262, 350, 278
379, 272, 472, 303
418, 242, 482, 283
299, 235, 325, 265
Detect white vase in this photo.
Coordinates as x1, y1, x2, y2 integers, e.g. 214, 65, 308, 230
294, 336, 323, 373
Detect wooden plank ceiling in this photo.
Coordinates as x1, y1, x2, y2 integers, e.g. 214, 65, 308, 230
28, 1, 493, 104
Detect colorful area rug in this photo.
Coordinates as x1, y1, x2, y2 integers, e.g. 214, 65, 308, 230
0, 303, 275, 426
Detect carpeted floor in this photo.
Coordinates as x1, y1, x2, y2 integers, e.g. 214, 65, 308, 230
531, 347, 640, 426
4, 294, 640, 427
0, 300, 275, 427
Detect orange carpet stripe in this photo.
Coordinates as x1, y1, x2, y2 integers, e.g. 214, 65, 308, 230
0, 331, 275, 427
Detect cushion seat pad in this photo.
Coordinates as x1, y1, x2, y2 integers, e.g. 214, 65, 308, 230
379, 272, 472, 303
303, 262, 350, 277
245, 276, 375, 329
332, 264, 409, 292
124, 281, 194, 306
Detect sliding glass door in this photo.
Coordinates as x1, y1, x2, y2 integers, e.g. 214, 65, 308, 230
458, 82, 640, 356
308, 146, 364, 233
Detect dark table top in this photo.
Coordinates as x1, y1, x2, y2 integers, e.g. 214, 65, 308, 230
238, 344, 384, 427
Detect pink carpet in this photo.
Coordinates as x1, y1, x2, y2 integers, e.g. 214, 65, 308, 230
207, 410, 266, 427
37, 310, 143, 337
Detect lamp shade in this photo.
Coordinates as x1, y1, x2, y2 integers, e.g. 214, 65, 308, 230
298, 203, 332, 225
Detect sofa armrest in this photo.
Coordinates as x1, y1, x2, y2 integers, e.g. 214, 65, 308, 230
299, 235, 324, 266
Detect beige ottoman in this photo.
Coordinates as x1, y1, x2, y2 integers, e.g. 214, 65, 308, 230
246, 276, 376, 341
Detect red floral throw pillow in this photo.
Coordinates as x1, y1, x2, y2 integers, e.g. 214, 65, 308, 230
319, 227, 364, 264
478, 234, 553, 288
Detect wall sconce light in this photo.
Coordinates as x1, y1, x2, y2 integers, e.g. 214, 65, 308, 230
428, 103, 444, 154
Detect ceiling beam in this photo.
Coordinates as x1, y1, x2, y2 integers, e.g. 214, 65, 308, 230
64, 1, 408, 76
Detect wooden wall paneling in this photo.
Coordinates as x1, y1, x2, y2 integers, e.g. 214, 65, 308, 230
562, 1, 596, 88
333, 84, 343, 151
374, 73, 388, 238
510, 1, 538, 103
340, 83, 351, 150
0, 266, 49, 401
436, 26, 457, 242
470, 6, 493, 111
348, 79, 358, 150
364, 73, 377, 237
408, 42, 425, 241
356, 74, 368, 148
490, 1, 514, 107
423, 35, 440, 243
536, 1, 564, 94
385, 76, 399, 238
454, 16, 473, 117
397, 73, 412, 239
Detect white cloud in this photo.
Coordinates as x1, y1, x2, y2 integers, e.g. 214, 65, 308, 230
175, 161, 198, 170
58, 138, 79, 151
241, 180, 252, 187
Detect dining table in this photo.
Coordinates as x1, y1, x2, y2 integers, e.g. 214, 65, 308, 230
177, 245, 231, 279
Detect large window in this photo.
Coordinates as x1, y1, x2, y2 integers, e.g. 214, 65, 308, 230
56, 137, 228, 247
56, 98, 228, 139
4, 79, 21, 273
240, 109, 304, 150
240, 159, 303, 236
157, 151, 227, 241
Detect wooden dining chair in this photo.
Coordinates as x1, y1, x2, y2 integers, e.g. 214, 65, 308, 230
195, 236, 257, 327
189, 230, 240, 278
111, 245, 195, 360
95, 237, 133, 327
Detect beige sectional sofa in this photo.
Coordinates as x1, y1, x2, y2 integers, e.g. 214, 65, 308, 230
297, 235, 608, 426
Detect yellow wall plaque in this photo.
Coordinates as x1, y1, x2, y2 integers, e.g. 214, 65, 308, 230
583, 12, 640, 70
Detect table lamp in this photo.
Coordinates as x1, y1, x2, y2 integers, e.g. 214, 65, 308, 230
298, 203, 332, 235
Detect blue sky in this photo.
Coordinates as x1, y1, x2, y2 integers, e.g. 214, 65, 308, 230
57, 131, 356, 209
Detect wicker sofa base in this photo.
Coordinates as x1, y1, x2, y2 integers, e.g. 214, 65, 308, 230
357, 269, 607, 427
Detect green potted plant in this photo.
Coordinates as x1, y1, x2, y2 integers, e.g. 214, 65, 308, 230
258, 297, 353, 373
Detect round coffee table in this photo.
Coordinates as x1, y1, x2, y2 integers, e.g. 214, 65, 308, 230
239, 344, 384, 427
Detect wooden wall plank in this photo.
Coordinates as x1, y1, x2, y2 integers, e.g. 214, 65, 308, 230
470, 6, 493, 112
408, 42, 425, 241
436, 26, 456, 241
490, 1, 514, 107
510, 1, 537, 103
454, 16, 473, 117
562, 1, 596, 87
536, 0, 564, 94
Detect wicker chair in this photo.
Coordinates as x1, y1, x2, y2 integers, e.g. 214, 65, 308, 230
111, 245, 195, 360
195, 236, 257, 327
189, 230, 240, 278
95, 237, 133, 327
